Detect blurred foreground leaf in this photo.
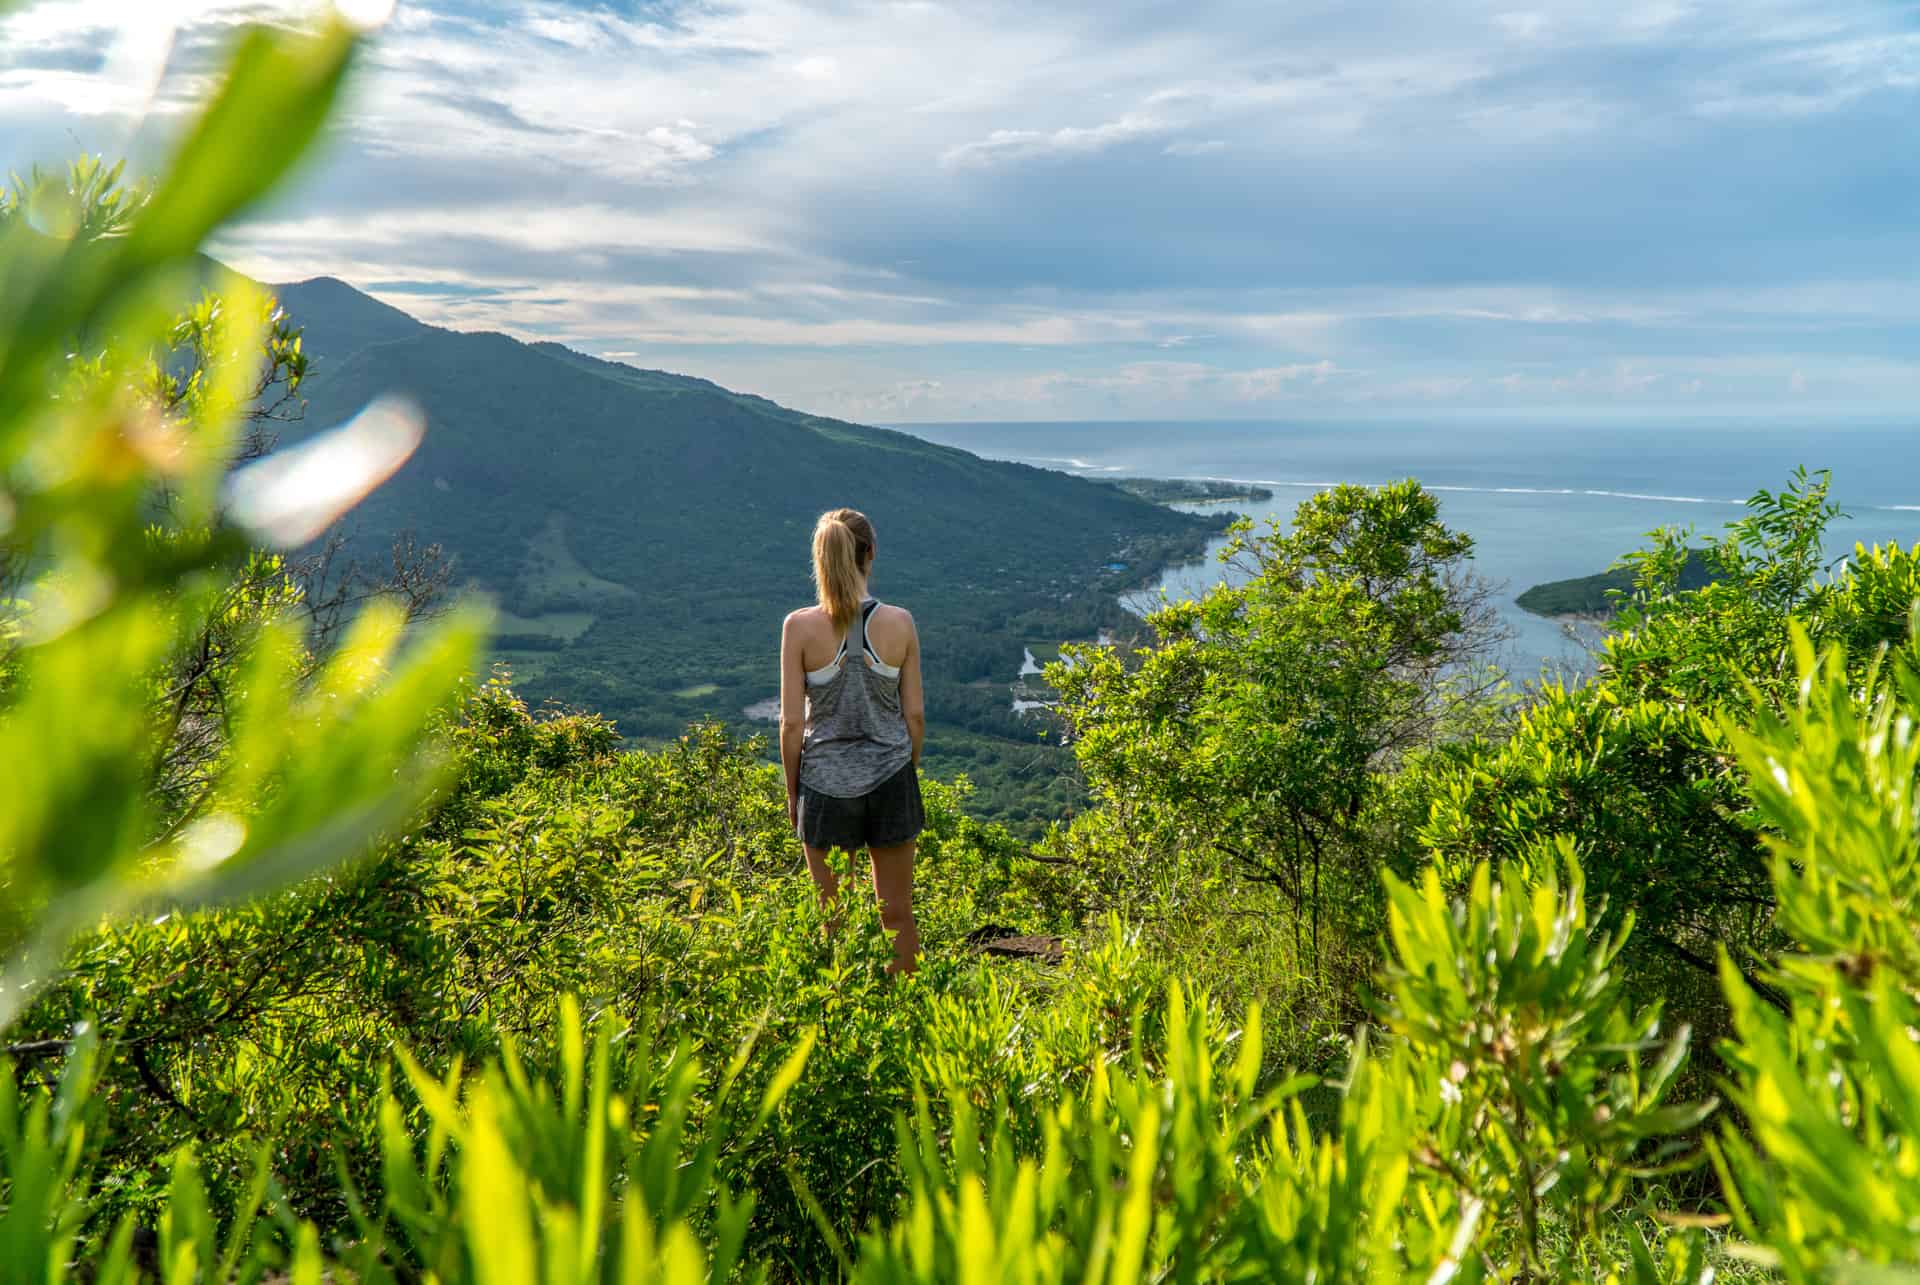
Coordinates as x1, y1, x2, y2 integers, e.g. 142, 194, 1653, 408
0, 11, 486, 1034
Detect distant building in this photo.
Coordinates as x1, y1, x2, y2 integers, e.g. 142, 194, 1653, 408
1105, 561, 1129, 571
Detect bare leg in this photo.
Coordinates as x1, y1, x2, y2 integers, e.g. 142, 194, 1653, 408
802, 844, 849, 942
868, 840, 919, 975
802, 843, 842, 906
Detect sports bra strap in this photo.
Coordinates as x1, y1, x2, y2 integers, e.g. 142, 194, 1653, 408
832, 598, 882, 666
854, 597, 879, 662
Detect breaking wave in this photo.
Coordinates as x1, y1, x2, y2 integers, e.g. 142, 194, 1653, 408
1014, 454, 1128, 473
1195, 476, 1747, 507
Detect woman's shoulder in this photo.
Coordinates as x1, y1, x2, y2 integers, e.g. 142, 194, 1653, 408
783, 604, 833, 636
868, 602, 916, 655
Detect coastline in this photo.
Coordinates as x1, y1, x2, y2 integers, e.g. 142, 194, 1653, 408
1105, 476, 1275, 507
1093, 480, 1248, 629
1517, 606, 1613, 627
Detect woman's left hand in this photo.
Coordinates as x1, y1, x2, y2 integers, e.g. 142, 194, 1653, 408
787, 790, 800, 834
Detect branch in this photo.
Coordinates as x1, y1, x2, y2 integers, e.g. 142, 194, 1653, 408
1648, 933, 1790, 1015
0, 1037, 71, 1060
131, 1044, 201, 1124
1018, 852, 1075, 866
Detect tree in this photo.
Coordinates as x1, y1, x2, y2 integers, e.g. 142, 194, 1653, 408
1605, 468, 1849, 708
1049, 480, 1504, 975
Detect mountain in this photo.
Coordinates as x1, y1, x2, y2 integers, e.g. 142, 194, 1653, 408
276, 275, 427, 354
269, 277, 1224, 826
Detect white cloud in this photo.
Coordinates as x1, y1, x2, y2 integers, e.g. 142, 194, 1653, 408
1492, 11, 1549, 42
7, 0, 1919, 419
216, 204, 781, 260
1226, 361, 1338, 399
0, 0, 276, 118
941, 112, 1164, 169
642, 124, 716, 165
522, 13, 607, 49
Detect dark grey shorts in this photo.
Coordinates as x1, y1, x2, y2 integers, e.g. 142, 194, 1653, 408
798, 761, 924, 852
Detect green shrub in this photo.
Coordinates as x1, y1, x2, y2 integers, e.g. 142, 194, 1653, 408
1423, 475, 1920, 1065
346, 997, 799, 1285
1709, 626, 1920, 1280
853, 852, 1715, 1282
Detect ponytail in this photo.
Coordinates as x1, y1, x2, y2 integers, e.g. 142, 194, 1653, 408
811, 507, 875, 630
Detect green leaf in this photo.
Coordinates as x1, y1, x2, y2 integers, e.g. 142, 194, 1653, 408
758, 1027, 817, 1126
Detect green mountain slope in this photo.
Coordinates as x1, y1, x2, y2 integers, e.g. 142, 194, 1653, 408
272, 277, 1223, 825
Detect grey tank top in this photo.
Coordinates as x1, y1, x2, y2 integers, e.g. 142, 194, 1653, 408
799, 598, 914, 798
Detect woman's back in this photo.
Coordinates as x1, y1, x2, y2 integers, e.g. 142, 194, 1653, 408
797, 598, 913, 797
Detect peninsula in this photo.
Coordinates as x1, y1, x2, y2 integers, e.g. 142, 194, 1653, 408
1516, 548, 1718, 617
1104, 477, 1275, 506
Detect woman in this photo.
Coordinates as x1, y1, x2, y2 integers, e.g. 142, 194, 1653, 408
780, 507, 926, 974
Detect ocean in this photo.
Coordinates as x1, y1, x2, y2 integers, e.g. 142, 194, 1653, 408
893, 418, 1920, 677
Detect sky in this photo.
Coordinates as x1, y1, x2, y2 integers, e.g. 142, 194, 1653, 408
3, 0, 1919, 423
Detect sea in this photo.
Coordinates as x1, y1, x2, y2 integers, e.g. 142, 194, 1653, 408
894, 418, 1920, 679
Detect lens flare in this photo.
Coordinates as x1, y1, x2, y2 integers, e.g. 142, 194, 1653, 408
224, 396, 426, 548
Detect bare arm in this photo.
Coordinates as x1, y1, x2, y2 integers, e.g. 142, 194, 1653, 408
779, 613, 806, 827
899, 614, 925, 766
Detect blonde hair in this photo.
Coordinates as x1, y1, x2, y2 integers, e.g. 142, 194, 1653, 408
811, 507, 875, 630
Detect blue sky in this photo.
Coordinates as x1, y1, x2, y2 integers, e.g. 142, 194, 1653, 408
4, 0, 1919, 421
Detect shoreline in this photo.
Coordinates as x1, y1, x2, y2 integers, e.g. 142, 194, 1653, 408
1104, 476, 1275, 507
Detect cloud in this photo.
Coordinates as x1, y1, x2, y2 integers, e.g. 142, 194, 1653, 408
4, 0, 1919, 420
1163, 139, 1228, 156
216, 204, 781, 260
941, 113, 1164, 169
412, 88, 572, 136
1226, 361, 1338, 399
642, 123, 716, 164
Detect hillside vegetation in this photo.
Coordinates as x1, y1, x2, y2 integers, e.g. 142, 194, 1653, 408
1100, 476, 1276, 506
273, 276, 1223, 830
1518, 546, 1719, 617
11, 17, 1920, 1285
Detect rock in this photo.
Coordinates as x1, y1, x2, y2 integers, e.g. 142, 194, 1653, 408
964, 924, 1064, 963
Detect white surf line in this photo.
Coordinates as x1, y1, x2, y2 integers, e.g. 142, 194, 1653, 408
1166, 474, 1752, 507
1011, 454, 1128, 472
1029, 466, 1920, 514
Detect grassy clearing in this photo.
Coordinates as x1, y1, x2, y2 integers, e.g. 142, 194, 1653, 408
518, 512, 634, 605
1020, 641, 1069, 674
674, 683, 720, 699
